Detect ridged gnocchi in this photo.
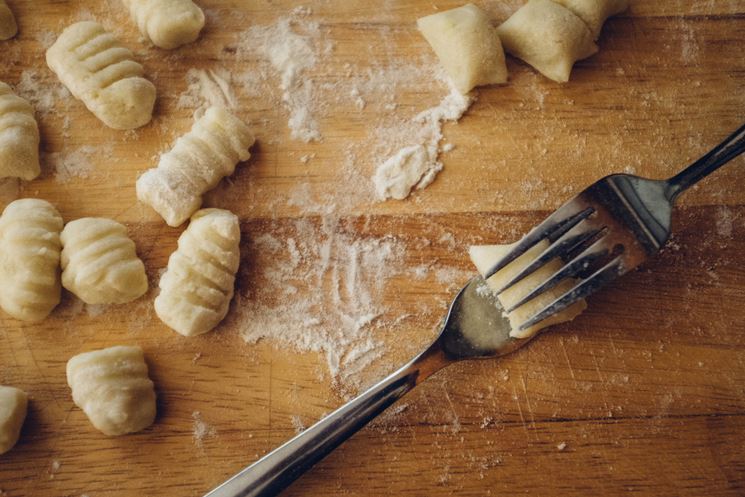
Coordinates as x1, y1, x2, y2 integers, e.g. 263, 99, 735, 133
46, 21, 156, 130
497, 0, 597, 83
0, 199, 64, 322
0, 386, 27, 455
136, 106, 254, 227
122, 0, 205, 49
0, 0, 17, 40
0, 82, 41, 181
155, 209, 241, 336
60, 218, 148, 305
66, 345, 156, 436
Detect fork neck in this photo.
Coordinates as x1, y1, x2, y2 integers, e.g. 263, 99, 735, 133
665, 123, 745, 202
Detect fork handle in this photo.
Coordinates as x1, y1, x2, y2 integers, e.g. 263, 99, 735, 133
666, 123, 745, 200
202, 341, 449, 497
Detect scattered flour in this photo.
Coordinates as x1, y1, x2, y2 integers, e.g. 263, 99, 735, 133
236, 216, 406, 388
192, 411, 217, 447
290, 415, 306, 434
373, 85, 473, 200
177, 68, 238, 116
15, 69, 71, 116
45, 145, 110, 183
240, 8, 328, 142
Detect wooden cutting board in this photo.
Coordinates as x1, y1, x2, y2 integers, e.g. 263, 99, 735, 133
1, 1, 744, 496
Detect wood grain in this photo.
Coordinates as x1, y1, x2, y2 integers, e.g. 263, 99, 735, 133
1, 1, 744, 496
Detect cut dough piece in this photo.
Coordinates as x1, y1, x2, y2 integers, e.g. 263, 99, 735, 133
155, 208, 241, 336
0, 0, 17, 40
497, 0, 597, 83
46, 21, 156, 130
61, 218, 148, 305
552, 0, 628, 39
470, 240, 587, 339
0, 386, 27, 455
136, 107, 254, 227
417, 3, 508, 94
0, 82, 41, 181
0, 199, 64, 322
122, 0, 205, 49
66, 345, 156, 436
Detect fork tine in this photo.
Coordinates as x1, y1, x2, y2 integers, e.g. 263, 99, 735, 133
483, 206, 595, 280
493, 220, 606, 294
504, 234, 613, 313
516, 254, 626, 332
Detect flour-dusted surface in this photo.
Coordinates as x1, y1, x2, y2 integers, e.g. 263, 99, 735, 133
1, 1, 745, 497
373, 85, 472, 200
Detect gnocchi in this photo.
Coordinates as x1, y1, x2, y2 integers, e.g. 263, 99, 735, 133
552, 0, 628, 39
60, 218, 148, 305
0, 386, 27, 455
497, 0, 597, 83
66, 345, 156, 436
122, 0, 205, 49
155, 208, 241, 336
136, 106, 254, 227
417, 4, 508, 94
470, 240, 587, 339
0, 82, 41, 181
46, 21, 156, 130
0, 199, 64, 322
0, 0, 16, 40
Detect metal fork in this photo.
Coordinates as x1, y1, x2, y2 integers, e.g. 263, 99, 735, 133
485, 123, 745, 332
203, 124, 745, 497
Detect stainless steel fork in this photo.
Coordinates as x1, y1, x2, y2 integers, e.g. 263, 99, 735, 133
485, 123, 745, 332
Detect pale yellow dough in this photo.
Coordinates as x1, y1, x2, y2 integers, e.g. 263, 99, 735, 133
552, 0, 629, 39
155, 209, 241, 337
66, 346, 156, 436
0, 0, 17, 40
60, 218, 148, 305
497, 0, 597, 83
470, 240, 587, 339
136, 106, 255, 227
0, 386, 27, 455
0, 82, 41, 181
46, 21, 156, 130
417, 3, 508, 94
0, 199, 64, 322
122, 0, 205, 49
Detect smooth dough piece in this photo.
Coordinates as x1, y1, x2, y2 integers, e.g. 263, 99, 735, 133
417, 3, 508, 94
470, 240, 587, 339
497, 0, 598, 83
552, 0, 628, 39
0, 386, 27, 455
0, 82, 41, 181
122, 0, 205, 49
46, 21, 156, 130
136, 107, 254, 227
0, 0, 17, 40
61, 218, 148, 305
66, 346, 156, 436
155, 208, 240, 336
0, 199, 64, 322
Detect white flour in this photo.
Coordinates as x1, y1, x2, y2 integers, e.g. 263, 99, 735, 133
373, 85, 473, 200
240, 8, 327, 142
45, 145, 111, 183
235, 216, 406, 388
177, 68, 238, 116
